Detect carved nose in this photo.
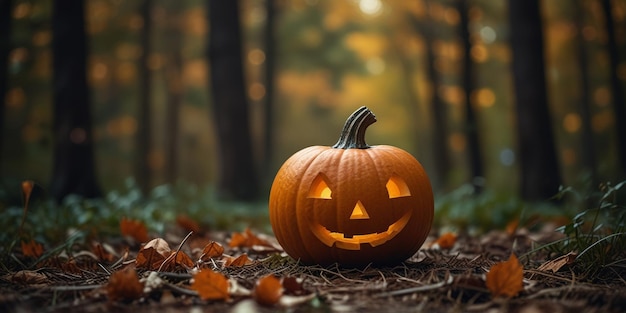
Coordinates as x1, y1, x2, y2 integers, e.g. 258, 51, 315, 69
350, 201, 370, 220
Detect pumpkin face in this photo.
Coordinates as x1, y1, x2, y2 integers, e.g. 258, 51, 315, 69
269, 107, 433, 266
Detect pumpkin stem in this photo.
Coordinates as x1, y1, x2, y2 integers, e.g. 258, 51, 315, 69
333, 106, 377, 149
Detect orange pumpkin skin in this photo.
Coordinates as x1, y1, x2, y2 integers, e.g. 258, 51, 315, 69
269, 107, 434, 266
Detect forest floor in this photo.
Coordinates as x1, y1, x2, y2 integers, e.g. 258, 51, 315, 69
2, 220, 626, 313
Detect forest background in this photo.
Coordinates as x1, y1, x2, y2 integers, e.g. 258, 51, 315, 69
1, 0, 625, 207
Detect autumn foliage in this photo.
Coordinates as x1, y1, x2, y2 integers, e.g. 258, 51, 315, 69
486, 253, 524, 298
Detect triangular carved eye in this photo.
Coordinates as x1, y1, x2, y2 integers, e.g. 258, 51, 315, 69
386, 175, 411, 198
308, 174, 332, 199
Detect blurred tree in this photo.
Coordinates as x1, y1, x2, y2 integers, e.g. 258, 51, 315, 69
458, 0, 484, 191
601, 0, 626, 173
136, 0, 153, 194
574, 1, 597, 184
508, 0, 561, 200
165, 4, 182, 184
262, 0, 276, 179
424, 0, 451, 191
50, 0, 101, 201
207, 0, 258, 201
0, 0, 11, 173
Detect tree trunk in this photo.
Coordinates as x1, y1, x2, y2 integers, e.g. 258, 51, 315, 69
601, 0, 626, 174
458, 0, 484, 191
508, 0, 561, 200
262, 0, 276, 180
207, 0, 258, 201
575, 1, 597, 185
50, 0, 100, 201
424, 0, 450, 191
165, 6, 182, 184
136, 0, 153, 194
0, 0, 11, 173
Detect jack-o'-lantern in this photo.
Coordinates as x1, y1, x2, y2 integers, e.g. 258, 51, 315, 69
269, 107, 434, 266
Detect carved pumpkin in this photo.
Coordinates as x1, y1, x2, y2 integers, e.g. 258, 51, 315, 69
269, 107, 434, 266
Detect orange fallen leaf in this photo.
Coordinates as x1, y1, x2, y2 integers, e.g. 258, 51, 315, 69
431, 232, 457, 249
107, 267, 144, 302
190, 269, 229, 301
229, 232, 248, 248
161, 250, 195, 271
537, 252, 577, 273
229, 228, 272, 248
505, 218, 519, 236
486, 253, 524, 298
225, 254, 254, 267
253, 275, 283, 306
21, 240, 43, 258
106, 267, 143, 301
200, 241, 225, 261
136, 238, 171, 270
176, 215, 202, 234
92, 243, 115, 262
120, 218, 149, 243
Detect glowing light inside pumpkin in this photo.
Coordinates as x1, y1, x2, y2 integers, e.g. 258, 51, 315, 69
310, 211, 412, 250
349, 201, 369, 219
308, 174, 332, 199
386, 176, 411, 198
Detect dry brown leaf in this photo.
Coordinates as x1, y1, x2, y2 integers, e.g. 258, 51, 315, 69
225, 254, 254, 267
190, 269, 229, 301
537, 251, 577, 273
176, 215, 202, 234
161, 250, 195, 271
506, 218, 520, 236
200, 241, 225, 261
253, 275, 284, 306
282, 276, 307, 295
92, 243, 115, 262
120, 218, 149, 243
9, 270, 48, 285
431, 232, 457, 249
229, 228, 272, 248
136, 238, 171, 270
59, 258, 82, 274
486, 253, 524, 298
21, 239, 43, 258
106, 267, 144, 302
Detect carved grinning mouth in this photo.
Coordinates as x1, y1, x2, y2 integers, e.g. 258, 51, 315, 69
309, 211, 412, 250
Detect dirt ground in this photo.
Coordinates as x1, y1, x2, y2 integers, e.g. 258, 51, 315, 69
2, 226, 626, 313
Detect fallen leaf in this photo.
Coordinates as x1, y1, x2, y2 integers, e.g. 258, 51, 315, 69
92, 243, 115, 262
136, 238, 171, 270
225, 254, 254, 267
282, 276, 307, 295
537, 252, 577, 273
106, 267, 144, 302
21, 240, 43, 258
9, 270, 48, 285
253, 275, 283, 306
161, 250, 195, 271
229, 228, 272, 248
120, 218, 149, 243
191, 269, 229, 301
59, 258, 82, 274
200, 241, 225, 261
506, 218, 519, 236
486, 253, 524, 298
176, 215, 202, 234
431, 232, 457, 249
